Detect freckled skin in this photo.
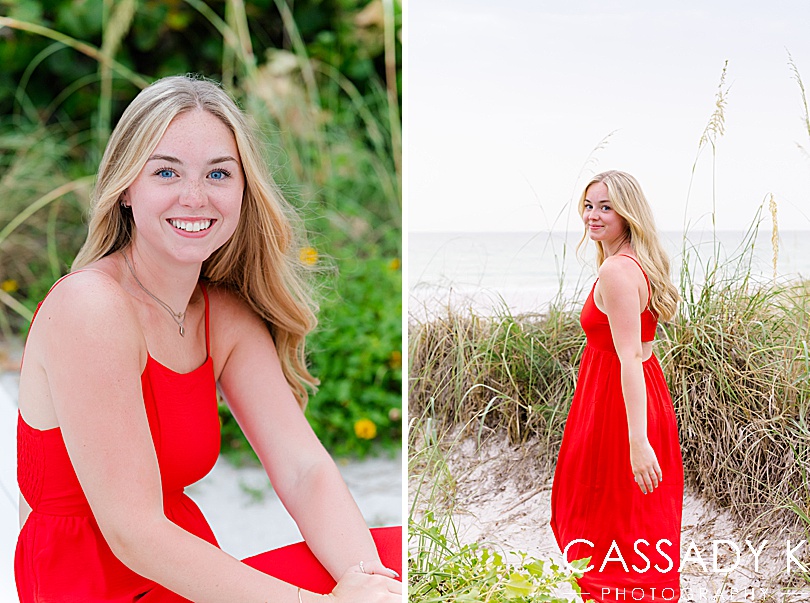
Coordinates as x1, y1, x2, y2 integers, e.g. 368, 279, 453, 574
125, 110, 245, 269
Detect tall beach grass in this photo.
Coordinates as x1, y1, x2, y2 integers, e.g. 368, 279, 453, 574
408, 60, 810, 598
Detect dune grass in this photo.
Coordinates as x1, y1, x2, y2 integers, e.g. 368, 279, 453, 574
407, 408, 586, 602
407, 221, 810, 603
409, 218, 810, 529
409, 59, 810, 542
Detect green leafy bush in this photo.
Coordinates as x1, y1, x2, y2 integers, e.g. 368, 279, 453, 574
307, 251, 402, 456
409, 512, 586, 602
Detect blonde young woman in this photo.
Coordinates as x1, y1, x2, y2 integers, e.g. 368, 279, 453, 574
15, 76, 401, 603
550, 171, 683, 602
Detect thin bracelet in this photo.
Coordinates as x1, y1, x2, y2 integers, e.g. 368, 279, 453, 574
298, 587, 333, 602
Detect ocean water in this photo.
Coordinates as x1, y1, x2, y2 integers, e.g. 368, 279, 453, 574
408, 230, 810, 318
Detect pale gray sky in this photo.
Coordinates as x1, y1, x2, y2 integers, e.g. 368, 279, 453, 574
406, 0, 810, 232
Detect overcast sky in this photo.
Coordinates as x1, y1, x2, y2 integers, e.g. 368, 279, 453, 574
406, 0, 810, 232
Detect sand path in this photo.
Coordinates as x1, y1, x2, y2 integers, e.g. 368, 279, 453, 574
414, 433, 809, 603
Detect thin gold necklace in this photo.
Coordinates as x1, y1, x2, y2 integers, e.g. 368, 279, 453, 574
121, 250, 187, 337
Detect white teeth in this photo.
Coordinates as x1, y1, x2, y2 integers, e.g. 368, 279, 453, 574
169, 219, 212, 232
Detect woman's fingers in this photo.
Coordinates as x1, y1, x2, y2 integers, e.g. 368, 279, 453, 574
635, 464, 664, 494
630, 439, 663, 494
636, 472, 652, 494
379, 567, 399, 579
347, 561, 399, 579
331, 571, 402, 602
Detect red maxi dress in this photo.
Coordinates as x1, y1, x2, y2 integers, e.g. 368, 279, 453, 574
15, 273, 401, 602
550, 256, 683, 603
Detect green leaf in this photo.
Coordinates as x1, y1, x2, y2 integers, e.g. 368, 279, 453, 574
525, 559, 545, 577
504, 572, 534, 598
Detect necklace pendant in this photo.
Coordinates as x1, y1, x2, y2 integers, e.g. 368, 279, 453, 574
179, 325, 185, 337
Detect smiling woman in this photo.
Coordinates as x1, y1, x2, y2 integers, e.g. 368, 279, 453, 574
551, 171, 683, 602
123, 110, 244, 270
14, 75, 401, 603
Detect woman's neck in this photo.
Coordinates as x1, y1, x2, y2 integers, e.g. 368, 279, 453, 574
603, 240, 633, 258
121, 241, 202, 316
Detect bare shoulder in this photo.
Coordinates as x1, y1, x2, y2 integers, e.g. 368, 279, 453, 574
26, 269, 146, 378
205, 283, 264, 328
205, 283, 271, 341
598, 254, 645, 285
596, 255, 647, 310
38, 269, 133, 326
205, 283, 278, 380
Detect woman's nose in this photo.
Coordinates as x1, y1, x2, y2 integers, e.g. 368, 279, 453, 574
180, 179, 207, 207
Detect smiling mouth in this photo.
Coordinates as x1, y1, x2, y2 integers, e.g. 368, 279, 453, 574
168, 218, 214, 233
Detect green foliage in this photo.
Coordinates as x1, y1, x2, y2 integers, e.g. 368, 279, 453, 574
408, 416, 584, 603
408, 307, 583, 475
307, 251, 402, 456
0, 0, 401, 459
0, 0, 398, 125
409, 515, 584, 603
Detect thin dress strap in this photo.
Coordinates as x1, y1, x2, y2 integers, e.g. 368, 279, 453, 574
617, 254, 651, 309
199, 282, 210, 356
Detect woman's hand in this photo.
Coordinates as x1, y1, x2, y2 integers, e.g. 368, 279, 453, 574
349, 560, 399, 579
326, 567, 402, 602
630, 437, 663, 494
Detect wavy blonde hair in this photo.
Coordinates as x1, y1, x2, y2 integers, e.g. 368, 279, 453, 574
577, 170, 680, 321
73, 75, 318, 407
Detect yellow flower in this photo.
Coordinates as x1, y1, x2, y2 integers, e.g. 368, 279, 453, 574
388, 258, 401, 271
389, 350, 402, 369
1, 279, 18, 293
354, 418, 377, 440
299, 247, 318, 266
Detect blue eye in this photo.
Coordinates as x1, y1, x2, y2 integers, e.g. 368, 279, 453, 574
209, 169, 230, 180
155, 167, 176, 179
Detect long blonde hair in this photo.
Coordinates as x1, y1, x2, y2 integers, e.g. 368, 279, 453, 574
577, 170, 680, 321
73, 75, 318, 407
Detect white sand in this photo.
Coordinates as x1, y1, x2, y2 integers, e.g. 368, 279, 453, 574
412, 432, 810, 603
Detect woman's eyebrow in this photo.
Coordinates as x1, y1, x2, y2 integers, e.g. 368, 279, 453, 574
208, 155, 239, 164
146, 154, 239, 165
148, 153, 182, 163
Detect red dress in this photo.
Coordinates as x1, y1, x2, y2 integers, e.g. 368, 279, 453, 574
15, 274, 401, 602
550, 256, 683, 603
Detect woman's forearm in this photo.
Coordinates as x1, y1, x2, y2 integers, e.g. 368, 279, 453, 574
283, 459, 382, 580
114, 517, 320, 603
620, 357, 648, 441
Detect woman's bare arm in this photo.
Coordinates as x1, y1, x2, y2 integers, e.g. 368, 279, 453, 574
210, 287, 397, 582
38, 272, 318, 603
597, 256, 662, 494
